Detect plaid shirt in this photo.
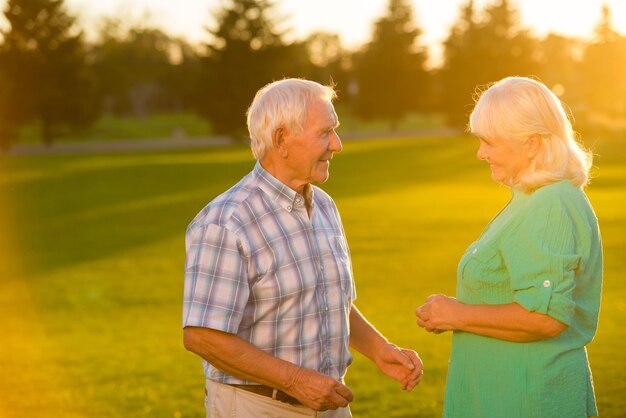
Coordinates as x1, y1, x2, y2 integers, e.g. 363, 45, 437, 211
183, 162, 356, 384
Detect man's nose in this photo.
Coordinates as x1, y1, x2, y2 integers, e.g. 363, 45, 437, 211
329, 131, 342, 153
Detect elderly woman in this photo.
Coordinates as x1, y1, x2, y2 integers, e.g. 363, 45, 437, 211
416, 77, 602, 418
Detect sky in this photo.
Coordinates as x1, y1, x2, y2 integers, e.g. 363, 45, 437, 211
2, 0, 626, 65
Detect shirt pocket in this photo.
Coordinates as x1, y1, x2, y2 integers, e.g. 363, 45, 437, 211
333, 235, 355, 300
460, 242, 508, 292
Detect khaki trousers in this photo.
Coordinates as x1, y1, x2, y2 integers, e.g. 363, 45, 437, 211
205, 380, 352, 418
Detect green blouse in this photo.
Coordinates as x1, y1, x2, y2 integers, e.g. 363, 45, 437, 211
444, 180, 603, 418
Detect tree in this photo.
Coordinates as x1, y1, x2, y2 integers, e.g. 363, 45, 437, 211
0, 0, 97, 148
439, 0, 482, 126
594, 2, 619, 44
197, 0, 303, 138
535, 34, 584, 109
354, 0, 428, 129
90, 20, 195, 117
440, 0, 538, 126
303, 32, 352, 104
581, 3, 626, 118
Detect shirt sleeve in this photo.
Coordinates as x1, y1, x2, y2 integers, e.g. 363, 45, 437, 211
501, 201, 582, 326
182, 223, 249, 333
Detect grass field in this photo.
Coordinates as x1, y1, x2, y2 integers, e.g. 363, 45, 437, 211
16, 113, 213, 144
13, 108, 444, 145
1, 134, 624, 417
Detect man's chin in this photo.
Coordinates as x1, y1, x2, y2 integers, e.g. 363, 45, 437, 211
313, 171, 330, 184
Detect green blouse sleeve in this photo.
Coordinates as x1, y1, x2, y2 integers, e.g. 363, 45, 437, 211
501, 196, 585, 326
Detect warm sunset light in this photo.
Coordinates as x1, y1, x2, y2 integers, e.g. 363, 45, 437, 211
1, 1, 625, 417
2, 0, 624, 52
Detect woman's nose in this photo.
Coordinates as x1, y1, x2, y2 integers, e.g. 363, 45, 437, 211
476, 144, 488, 161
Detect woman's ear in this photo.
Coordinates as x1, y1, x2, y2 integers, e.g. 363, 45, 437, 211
527, 134, 542, 159
272, 127, 289, 158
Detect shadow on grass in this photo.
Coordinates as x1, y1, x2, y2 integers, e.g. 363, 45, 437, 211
10, 153, 250, 276
9, 137, 504, 276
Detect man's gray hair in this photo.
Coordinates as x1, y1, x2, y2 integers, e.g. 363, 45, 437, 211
246, 78, 337, 160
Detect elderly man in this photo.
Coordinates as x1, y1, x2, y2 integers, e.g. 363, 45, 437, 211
183, 78, 423, 417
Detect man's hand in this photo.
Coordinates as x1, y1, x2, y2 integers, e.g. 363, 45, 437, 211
374, 343, 424, 392
415, 293, 462, 333
285, 368, 354, 411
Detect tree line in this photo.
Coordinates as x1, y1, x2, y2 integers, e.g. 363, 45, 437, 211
1, 0, 625, 150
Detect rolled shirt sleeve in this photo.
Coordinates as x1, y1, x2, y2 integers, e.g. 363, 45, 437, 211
502, 202, 582, 326
183, 223, 249, 333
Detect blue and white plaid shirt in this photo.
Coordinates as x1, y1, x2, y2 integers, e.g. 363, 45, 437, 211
183, 162, 356, 384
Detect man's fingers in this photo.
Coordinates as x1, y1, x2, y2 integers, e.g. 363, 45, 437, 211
293, 372, 353, 411
328, 390, 350, 408
333, 382, 354, 403
407, 371, 423, 391
401, 349, 422, 371
391, 348, 415, 370
416, 369, 424, 383
407, 369, 424, 391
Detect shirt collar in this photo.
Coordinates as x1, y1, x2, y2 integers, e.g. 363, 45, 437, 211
511, 187, 529, 198
254, 161, 314, 213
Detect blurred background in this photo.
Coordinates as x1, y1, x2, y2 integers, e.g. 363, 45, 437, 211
0, 0, 625, 149
1, 1, 625, 417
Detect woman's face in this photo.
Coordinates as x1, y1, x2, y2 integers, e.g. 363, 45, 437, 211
476, 136, 531, 186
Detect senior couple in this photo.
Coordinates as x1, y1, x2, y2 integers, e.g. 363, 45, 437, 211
182, 77, 602, 418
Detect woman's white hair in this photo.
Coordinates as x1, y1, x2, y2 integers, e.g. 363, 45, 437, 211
246, 78, 337, 160
469, 76, 593, 192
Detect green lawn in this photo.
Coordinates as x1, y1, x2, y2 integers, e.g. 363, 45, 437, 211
1, 134, 624, 417
16, 112, 213, 144
14, 108, 444, 145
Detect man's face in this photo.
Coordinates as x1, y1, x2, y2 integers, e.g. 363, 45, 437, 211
284, 99, 342, 189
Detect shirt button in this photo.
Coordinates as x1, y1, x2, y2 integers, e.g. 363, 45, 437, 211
286, 205, 292, 211
543, 280, 551, 288
472, 248, 478, 255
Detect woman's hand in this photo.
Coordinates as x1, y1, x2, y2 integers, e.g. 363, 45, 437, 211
415, 294, 464, 333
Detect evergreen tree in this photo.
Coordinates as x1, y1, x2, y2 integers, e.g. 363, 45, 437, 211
595, 3, 619, 43
581, 3, 626, 117
440, 0, 538, 126
91, 21, 194, 117
535, 34, 583, 108
354, 0, 428, 130
440, 0, 482, 126
0, 0, 97, 148
198, 0, 303, 138
480, 0, 537, 78
304, 31, 351, 101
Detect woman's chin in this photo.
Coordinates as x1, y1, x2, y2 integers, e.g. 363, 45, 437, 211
491, 173, 510, 186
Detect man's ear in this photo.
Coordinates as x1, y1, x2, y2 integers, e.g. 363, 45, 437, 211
273, 127, 289, 158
